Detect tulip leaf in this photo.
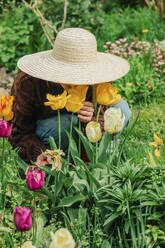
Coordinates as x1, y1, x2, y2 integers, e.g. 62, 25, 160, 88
98, 132, 112, 162
58, 193, 86, 207
34, 214, 47, 247
49, 136, 57, 150
74, 127, 94, 162
65, 129, 79, 165
74, 156, 101, 188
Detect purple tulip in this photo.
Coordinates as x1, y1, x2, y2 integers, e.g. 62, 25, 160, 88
0, 120, 12, 138
14, 206, 32, 232
26, 169, 45, 190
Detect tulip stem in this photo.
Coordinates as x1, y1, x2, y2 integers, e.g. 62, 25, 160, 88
115, 135, 118, 153
58, 109, 61, 149
78, 119, 81, 157
95, 105, 102, 164
67, 113, 74, 168
20, 232, 23, 248
32, 192, 37, 245
96, 104, 102, 123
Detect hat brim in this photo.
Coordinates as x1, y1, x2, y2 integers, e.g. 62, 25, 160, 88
17, 50, 130, 85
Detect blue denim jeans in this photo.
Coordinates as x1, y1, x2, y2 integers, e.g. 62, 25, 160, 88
35, 99, 131, 154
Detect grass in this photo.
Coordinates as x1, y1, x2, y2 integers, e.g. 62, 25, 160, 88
122, 99, 165, 167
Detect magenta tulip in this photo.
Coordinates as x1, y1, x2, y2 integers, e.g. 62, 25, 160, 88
0, 120, 12, 138
14, 206, 32, 232
26, 169, 45, 190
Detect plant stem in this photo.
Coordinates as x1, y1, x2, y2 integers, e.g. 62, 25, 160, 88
78, 119, 81, 157
95, 104, 102, 164
58, 109, 61, 149
67, 113, 74, 168
20, 232, 23, 248
32, 192, 37, 245
115, 134, 118, 153
96, 104, 102, 123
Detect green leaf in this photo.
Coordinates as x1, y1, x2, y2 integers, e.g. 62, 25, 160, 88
74, 127, 94, 162
0, 226, 12, 232
74, 156, 101, 189
65, 129, 79, 165
141, 201, 159, 206
98, 132, 112, 162
58, 193, 86, 207
103, 212, 120, 226
15, 157, 27, 172
101, 240, 111, 248
49, 136, 57, 150
34, 215, 47, 247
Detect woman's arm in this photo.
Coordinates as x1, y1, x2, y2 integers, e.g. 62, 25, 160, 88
10, 71, 48, 163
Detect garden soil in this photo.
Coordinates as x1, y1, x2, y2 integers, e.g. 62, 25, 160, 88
0, 67, 14, 95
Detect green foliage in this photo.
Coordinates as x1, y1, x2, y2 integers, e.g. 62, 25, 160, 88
116, 54, 165, 106
0, 3, 50, 72
97, 7, 165, 51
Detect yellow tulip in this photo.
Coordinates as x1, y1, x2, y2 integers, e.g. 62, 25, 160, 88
60, 84, 72, 91
150, 134, 163, 157
49, 228, 75, 248
86, 121, 102, 143
0, 95, 14, 121
44, 91, 69, 110
104, 108, 125, 134
96, 83, 121, 106
65, 94, 83, 113
68, 85, 88, 102
65, 85, 88, 113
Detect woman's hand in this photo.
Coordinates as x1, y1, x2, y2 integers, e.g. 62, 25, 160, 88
77, 101, 94, 122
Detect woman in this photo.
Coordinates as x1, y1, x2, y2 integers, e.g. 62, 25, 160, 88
10, 27, 131, 163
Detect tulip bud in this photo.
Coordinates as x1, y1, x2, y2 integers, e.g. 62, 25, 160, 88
26, 169, 45, 190
104, 108, 125, 134
49, 228, 75, 248
0, 120, 12, 138
86, 121, 102, 143
14, 206, 32, 232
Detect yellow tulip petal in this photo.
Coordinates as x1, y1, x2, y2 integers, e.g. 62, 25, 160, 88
150, 142, 158, 147
108, 95, 121, 105
154, 134, 163, 145
155, 148, 160, 157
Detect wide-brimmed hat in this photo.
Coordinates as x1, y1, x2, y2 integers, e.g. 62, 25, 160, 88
18, 27, 130, 85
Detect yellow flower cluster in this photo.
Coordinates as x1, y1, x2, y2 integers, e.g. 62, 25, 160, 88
0, 95, 14, 121
150, 134, 163, 157
44, 85, 88, 113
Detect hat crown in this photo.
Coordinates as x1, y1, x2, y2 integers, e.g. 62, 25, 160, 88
53, 28, 97, 64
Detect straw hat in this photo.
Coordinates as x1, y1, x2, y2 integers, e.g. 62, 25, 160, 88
18, 27, 130, 85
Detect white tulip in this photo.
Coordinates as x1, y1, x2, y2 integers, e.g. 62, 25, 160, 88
49, 228, 75, 248
21, 241, 36, 248
104, 108, 125, 134
86, 121, 102, 143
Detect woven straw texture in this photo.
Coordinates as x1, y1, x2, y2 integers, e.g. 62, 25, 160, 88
18, 28, 130, 85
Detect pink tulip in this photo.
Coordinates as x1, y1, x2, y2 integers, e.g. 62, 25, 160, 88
14, 206, 32, 232
26, 169, 45, 190
0, 120, 12, 138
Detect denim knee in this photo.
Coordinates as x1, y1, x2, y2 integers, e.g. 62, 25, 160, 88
35, 113, 78, 153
